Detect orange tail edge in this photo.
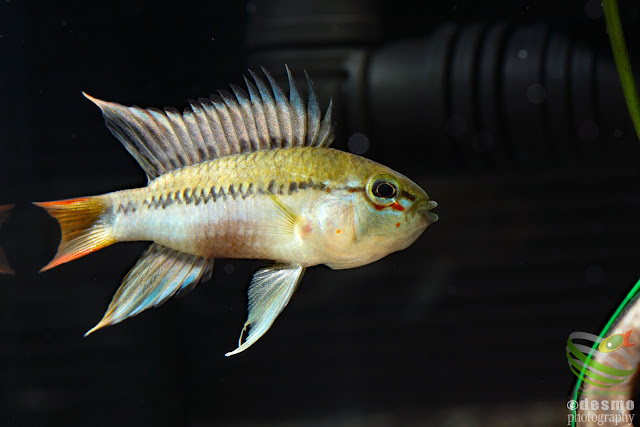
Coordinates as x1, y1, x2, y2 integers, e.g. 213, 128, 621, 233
35, 196, 115, 272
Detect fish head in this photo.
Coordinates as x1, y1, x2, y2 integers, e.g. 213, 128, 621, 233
321, 165, 437, 269
358, 168, 437, 247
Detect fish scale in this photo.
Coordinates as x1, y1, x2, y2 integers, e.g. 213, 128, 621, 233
35, 67, 437, 355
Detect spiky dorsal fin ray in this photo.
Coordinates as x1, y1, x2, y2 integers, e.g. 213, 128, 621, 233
84, 66, 335, 181
85, 243, 213, 336
225, 263, 305, 356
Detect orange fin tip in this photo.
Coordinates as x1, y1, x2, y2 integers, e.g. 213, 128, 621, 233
35, 196, 114, 272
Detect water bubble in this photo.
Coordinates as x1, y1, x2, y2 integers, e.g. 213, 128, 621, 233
518, 49, 528, 59
585, 0, 603, 20
348, 133, 369, 154
526, 83, 546, 104
224, 263, 234, 274
613, 128, 623, 138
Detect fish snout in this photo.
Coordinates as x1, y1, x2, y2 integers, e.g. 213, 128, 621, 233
417, 200, 438, 223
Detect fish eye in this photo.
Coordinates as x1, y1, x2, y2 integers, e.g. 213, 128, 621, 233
373, 180, 397, 199
365, 173, 400, 207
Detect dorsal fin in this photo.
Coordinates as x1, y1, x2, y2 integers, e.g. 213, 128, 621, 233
84, 66, 335, 181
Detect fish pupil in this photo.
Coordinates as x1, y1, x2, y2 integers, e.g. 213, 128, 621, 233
373, 181, 396, 199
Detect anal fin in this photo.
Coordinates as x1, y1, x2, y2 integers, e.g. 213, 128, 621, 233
226, 263, 305, 356
85, 243, 213, 336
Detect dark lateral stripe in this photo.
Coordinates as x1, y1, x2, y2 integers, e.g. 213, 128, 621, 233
116, 202, 137, 214
267, 179, 277, 194
140, 178, 359, 210
126, 182, 414, 214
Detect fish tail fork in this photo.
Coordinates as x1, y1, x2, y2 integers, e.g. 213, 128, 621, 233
35, 196, 115, 272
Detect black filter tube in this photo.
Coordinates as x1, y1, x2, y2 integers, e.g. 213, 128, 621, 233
368, 22, 639, 171
246, 0, 639, 172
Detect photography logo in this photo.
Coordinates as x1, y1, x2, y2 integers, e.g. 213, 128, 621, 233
566, 330, 636, 390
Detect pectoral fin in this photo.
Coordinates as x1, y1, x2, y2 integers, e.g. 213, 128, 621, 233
266, 192, 302, 235
85, 243, 213, 336
225, 263, 305, 356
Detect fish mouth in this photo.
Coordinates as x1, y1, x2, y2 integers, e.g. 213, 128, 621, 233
417, 200, 438, 223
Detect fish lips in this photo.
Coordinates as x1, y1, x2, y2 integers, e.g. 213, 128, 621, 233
417, 200, 439, 223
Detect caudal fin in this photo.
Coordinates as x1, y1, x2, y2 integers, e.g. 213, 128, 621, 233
0, 204, 14, 275
35, 196, 115, 272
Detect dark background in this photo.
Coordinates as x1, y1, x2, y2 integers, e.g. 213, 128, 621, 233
2, 0, 640, 425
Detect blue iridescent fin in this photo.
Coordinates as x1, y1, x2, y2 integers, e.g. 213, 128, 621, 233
225, 263, 305, 356
85, 243, 213, 336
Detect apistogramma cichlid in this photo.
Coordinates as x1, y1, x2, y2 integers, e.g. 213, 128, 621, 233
36, 67, 438, 356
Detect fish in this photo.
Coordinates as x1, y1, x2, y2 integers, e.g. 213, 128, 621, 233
35, 67, 438, 356
0, 204, 14, 275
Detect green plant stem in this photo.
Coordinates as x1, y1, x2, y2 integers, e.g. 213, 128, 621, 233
603, 0, 640, 141
570, 3, 640, 425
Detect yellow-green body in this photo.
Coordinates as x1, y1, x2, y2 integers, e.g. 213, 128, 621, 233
107, 147, 431, 270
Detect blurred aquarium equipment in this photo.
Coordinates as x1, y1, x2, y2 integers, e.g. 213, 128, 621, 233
246, 0, 640, 172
